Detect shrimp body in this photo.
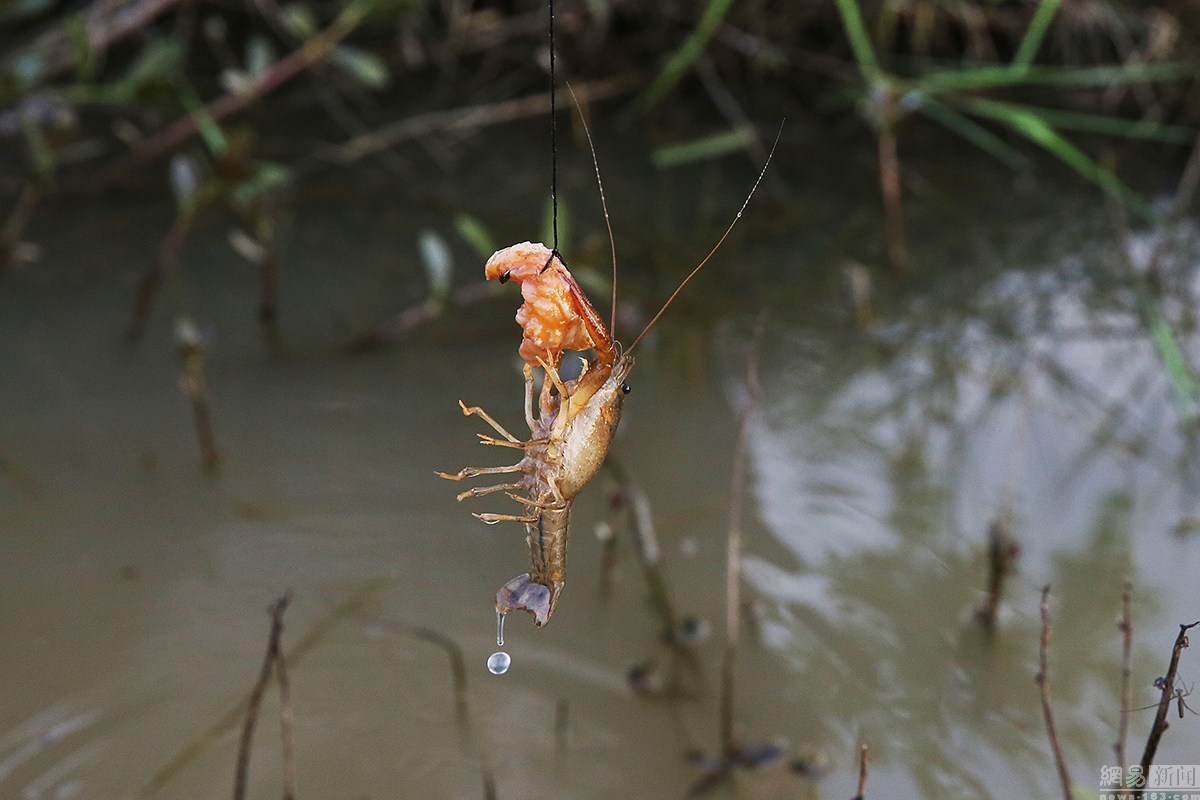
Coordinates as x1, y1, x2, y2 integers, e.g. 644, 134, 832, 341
438, 243, 627, 627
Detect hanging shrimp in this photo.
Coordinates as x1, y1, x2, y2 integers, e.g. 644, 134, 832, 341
437, 125, 782, 628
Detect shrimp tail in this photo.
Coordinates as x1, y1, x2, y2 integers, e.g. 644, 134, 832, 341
496, 573, 563, 627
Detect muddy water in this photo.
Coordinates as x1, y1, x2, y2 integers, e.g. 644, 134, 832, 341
1, 126, 1199, 799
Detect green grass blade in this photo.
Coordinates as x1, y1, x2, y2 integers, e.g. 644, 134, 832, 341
1011, 0, 1062, 73
915, 96, 1030, 170
966, 97, 1195, 144
1133, 281, 1200, 423
833, 0, 881, 81
632, 0, 737, 113
920, 62, 1194, 94
651, 125, 756, 168
963, 98, 1155, 220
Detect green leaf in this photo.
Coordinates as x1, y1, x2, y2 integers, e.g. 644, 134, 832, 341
1010, 0, 1063, 72
964, 97, 1195, 144
65, 13, 95, 82
231, 162, 291, 205
632, 0, 737, 113
329, 45, 390, 90
919, 62, 1194, 94
833, 0, 881, 81
963, 98, 1155, 220
916, 95, 1030, 170
454, 214, 496, 261
278, 4, 318, 38
418, 229, 453, 303
179, 82, 227, 157
651, 125, 757, 169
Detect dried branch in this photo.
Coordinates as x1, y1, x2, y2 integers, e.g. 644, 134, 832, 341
719, 315, 765, 760
1115, 581, 1132, 768
852, 743, 868, 800
275, 634, 297, 800
175, 318, 220, 474
90, 0, 371, 190
1036, 585, 1073, 800
233, 593, 291, 800
1, 0, 187, 86
320, 76, 639, 167
1139, 619, 1200, 775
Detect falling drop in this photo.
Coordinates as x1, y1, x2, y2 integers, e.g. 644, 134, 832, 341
496, 609, 507, 647
487, 651, 511, 675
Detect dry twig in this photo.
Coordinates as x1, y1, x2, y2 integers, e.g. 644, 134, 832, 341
233, 593, 293, 800
1115, 581, 1133, 768
1036, 585, 1073, 800
1139, 619, 1200, 775
719, 315, 765, 759
852, 743, 868, 800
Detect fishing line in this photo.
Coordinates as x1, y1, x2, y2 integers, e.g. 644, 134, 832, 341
549, 0, 560, 256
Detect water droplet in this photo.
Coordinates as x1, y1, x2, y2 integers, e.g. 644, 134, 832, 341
496, 609, 507, 647
481, 518, 500, 526
487, 651, 511, 675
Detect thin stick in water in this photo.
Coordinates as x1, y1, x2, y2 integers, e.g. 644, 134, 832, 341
1115, 581, 1132, 768
233, 593, 291, 800
719, 314, 765, 760
1036, 585, 1073, 800
1139, 619, 1200, 775
275, 626, 297, 800
852, 743, 869, 800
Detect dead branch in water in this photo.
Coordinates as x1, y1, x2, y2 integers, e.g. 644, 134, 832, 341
233, 593, 294, 800
175, 318, 220, 474
852, 743, 869, 800
1139, 619, 1200, 776
141, 578, 388, 798
719, 315, 764, 760
1036, 585, 1073, 800
1115, 581, 1133, 769
361, 616, 496, 798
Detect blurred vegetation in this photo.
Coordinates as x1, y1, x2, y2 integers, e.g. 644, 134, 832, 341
2, 0, 1199, 310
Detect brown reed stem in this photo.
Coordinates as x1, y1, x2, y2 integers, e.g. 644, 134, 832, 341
877, 124, 907, 277
1115, 581, 1132, 769
233, 593, 291, 800
175, 318, 220, 474
275, 632, 297, 800
1139, 620, 1200, 776
1036, 585, 1073, 800
719, 315, 764, 760
852, 743, 868, 800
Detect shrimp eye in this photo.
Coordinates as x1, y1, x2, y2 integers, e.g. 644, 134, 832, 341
498, 270, 511, 284
621, 382, 631, 394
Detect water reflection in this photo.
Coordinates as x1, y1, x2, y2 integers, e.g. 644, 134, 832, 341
739, 222, 1200, 796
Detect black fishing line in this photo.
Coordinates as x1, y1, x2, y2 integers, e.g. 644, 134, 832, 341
548, 0, 562, 266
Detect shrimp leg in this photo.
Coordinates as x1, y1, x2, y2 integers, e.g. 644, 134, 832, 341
475, 511, 539, 524
455, 481, 530, 501
457, 400, 521, 444
435, 462, 528, 481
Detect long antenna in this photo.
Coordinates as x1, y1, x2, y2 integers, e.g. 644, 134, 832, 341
549, 0, 559, 254
566, 82, 618, 336
626, 121, 785, 356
